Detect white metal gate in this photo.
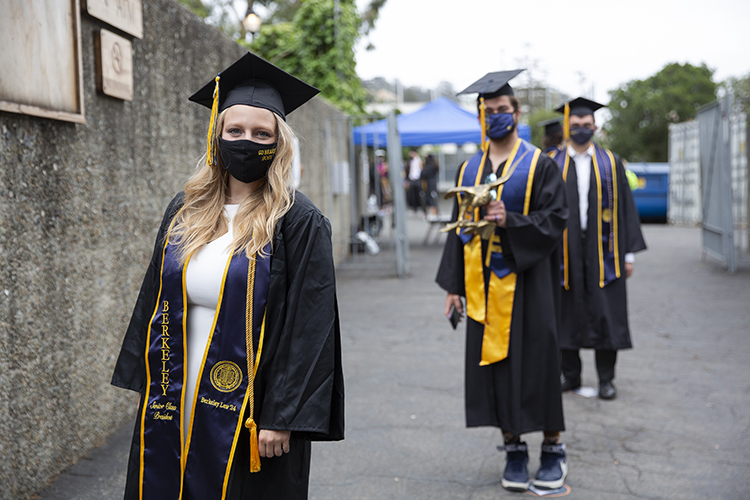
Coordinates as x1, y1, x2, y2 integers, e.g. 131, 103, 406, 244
327, 112, 410, 277
698, 95, 750, 272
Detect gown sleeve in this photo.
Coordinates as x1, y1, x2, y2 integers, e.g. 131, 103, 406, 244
111, 193, 185, 392
435, 168, 466, 296
258, 199, 344, 441
501, 155, 569, 273
615, 155, 647, 254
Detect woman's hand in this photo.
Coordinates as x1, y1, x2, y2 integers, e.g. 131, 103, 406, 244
258, 429, 291, 457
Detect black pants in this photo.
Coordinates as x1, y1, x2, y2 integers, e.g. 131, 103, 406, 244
561, 349, 617, 383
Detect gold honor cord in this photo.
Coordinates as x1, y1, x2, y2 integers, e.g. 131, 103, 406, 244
607, 149, 621, 278
561, 155, 571, 290
244, 256, 261, 473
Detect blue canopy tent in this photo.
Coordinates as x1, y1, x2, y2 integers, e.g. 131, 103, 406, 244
352, 97, 531, 147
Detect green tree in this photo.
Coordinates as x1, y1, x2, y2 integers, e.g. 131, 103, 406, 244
604, 62, 717, 162
179, 0, 211, 18
178, 0, 382, 115
720, 71, 750, 113
250, 0, 367, 115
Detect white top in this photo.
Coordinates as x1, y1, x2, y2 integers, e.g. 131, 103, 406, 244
568, 144, 593, 231
568, 145, 634, 264
408, 156, 422, 180
182, 204, 239, 439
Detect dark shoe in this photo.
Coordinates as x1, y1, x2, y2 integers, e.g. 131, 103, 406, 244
560, 374, 581, 392
599, 380, 617, 400
533, 443, 568, 489
500, 442, 529, 491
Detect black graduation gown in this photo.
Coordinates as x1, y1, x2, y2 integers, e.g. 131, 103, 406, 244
559, 148, 647, 351
111, 191, 344, 500
436, 154, 568, 435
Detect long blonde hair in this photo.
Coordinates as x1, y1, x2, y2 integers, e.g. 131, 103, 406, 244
170, 107, 296, 264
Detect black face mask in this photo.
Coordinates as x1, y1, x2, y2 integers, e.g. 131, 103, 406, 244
218, 137, 277, 183
570, 127, 595, 145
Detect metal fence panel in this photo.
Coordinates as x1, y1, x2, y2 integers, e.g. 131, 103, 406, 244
668, 121, 701, 225
329, 113, 410, 276
699, 97, 735, 270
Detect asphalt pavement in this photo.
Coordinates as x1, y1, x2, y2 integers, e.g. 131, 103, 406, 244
35, 219, 750, 500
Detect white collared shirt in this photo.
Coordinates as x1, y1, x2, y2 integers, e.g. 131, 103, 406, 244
568, 144, 634, 264
568, 144, 594, 231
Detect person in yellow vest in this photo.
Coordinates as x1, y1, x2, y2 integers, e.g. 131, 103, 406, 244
550, 97, 646, 401
436, 70, 569, 492
111, 52, 344, 500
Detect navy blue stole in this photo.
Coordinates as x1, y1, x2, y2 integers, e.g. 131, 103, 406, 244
456, 139, 540, 364
139, 222, 271, 500
552, 143, 621, 289
457, 139, 539, 279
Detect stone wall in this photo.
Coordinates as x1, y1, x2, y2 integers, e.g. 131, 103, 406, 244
0, 2, 350, 498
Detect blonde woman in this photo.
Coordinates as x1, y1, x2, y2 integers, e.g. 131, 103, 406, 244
112, 53, 344, 500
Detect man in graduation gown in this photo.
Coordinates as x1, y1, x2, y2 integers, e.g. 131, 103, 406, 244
537, 117, 563, 155
436, 70, 569, 492
550, 97, 647, 400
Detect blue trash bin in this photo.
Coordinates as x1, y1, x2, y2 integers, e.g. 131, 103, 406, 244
626, 163, 669, 222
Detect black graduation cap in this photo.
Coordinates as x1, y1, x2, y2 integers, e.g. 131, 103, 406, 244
457, 69, 525, 99
537, 117, 562, 135
554, 97, 605, 117
189, 52, 319, 120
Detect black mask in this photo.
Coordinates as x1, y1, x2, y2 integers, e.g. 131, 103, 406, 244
218, 137, 277, 183
570, 127, 594, 145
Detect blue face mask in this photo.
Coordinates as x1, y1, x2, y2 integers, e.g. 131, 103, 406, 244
570, 127, 595, 145
486, 112, 516, 139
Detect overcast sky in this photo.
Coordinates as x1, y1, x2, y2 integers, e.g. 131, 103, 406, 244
354, 0, 750, 105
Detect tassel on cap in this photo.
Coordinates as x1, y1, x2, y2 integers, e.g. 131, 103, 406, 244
245, 418, 261, 472
563, 102, 570, 142
479, 96, 487, 152
206, 75, 221, 168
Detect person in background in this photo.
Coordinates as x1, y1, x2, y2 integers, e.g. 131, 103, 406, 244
405, 148, 424, 214
550, 97, 647, 401
537, 117, 563, 155
375, 149, 392, 209
111, 52, 344, 500
422, 153, 440, 217
436, 69, 569, 492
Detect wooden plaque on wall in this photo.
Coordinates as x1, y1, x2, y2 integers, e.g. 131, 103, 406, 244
83, 0, 143, 39
0, 0, 85, 124
95, 29, 134, 101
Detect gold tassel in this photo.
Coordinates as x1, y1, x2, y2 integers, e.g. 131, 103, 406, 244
245, 418, 261, 472
206, 76, 221, 168
245, 257, 261, 473
479, 96, 487, 152
563, 102, 570, 143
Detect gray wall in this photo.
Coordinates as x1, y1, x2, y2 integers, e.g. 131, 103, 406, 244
0, 2, 350, 498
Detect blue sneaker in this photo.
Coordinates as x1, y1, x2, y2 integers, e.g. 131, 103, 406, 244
533, 442, 568, 489
500, 442, 529, 491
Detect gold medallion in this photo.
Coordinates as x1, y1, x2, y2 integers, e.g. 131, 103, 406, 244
602, 208, 613, 223
210, 361, 243, 393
